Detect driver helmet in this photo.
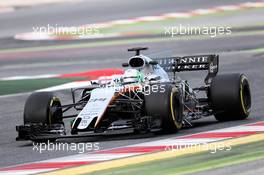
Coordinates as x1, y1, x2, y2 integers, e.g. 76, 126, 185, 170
122, 69, 143, 84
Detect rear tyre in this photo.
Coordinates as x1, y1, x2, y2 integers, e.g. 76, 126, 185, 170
24, 92, 63, 125
209, 73, 251, 121
145, 84, 183, 133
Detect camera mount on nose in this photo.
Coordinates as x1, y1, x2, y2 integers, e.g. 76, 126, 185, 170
128, 47, 148, 56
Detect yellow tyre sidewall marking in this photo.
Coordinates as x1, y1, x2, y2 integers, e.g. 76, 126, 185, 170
240, 75, 250, 115
170, 87, 182, 129
49, 97, 61, 125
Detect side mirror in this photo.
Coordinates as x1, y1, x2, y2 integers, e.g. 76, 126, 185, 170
122, 63, 129, 67
149, 60, 158, 65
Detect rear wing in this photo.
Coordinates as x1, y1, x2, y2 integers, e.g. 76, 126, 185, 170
154, 55, 219, 84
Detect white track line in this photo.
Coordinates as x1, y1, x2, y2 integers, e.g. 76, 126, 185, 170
0, 74, 58, 81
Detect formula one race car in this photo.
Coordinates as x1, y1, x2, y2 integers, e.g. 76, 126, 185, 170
16, 47, 251, 141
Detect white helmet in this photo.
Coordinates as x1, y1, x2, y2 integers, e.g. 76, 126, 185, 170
122, 69, 143, 84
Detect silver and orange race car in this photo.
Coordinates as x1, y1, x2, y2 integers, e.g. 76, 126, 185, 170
16, 47, 251, 142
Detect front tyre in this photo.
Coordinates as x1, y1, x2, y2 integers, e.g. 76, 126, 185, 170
209, 73, 251, 121
145, 84, 183, 133
24, 92, 63, 125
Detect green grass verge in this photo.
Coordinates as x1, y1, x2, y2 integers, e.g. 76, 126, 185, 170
246, 47, 264, 53
82, 140, 264, 175
0, 78, 84, 96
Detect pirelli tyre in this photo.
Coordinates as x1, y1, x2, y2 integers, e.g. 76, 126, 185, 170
24, 92, 63, 125
209, 73, 251, 121
145, 84, 183, 133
